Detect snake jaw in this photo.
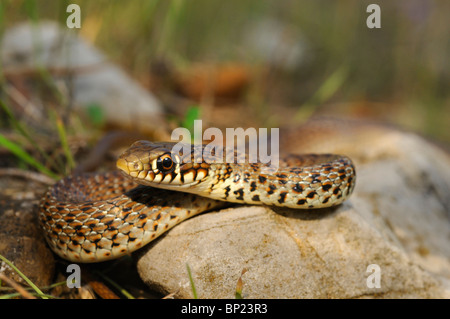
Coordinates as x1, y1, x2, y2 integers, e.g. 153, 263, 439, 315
117, 141, 356, 208
117, 141, 213, 191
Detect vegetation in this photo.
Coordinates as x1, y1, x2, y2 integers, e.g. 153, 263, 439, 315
0, 0, 448, 299
1, 0, 448, 144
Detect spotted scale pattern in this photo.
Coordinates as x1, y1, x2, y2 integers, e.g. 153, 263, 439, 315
209, 154, 356, 208
118, 141, 356, 209
39, 171, 225, 262
40, 141, 356, 262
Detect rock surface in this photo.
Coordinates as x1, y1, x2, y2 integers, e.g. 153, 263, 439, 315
0, 174, 55, 288
136, 119, 450, 298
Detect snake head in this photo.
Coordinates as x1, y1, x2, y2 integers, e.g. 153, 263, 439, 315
117, 140, 211, 188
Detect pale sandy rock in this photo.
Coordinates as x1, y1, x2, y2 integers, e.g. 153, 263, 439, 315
1, 21, 167, 137
136, 119, 450, 298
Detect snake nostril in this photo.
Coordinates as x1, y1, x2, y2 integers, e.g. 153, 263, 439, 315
133, 162, 143, 171
116, 158, 128, 172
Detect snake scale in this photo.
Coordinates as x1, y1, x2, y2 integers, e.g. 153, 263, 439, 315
39, 141, 356, 262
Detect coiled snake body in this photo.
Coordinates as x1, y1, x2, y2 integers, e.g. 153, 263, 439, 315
39, 141, 356, 262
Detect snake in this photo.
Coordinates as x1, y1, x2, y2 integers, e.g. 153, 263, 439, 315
39, 141, 356, 263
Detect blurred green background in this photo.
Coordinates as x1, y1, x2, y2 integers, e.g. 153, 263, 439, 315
1, 0, 449, 144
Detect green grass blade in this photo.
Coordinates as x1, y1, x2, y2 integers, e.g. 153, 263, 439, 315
93, 271, 135, 299
0, 133, 58, 179
235, 268, 247, 299
182, 105, 201, 141
295, 65, 348, 121
54, 113, 75, 171
0, 99, 62, 172
0, 292, 28, 299
0, 253, 47, 299
186, 263, 198, 299
0, 280, 66, 293
0, 292, 58, 299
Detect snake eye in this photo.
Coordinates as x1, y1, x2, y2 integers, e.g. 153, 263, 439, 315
157, 154, 174, 171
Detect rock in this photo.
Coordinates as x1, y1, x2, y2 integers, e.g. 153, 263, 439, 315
241, 18, 308, 72
136, 118, 450, 298
174, 63, 250, 102
1, 21, 168, 138
0, 174, 55, 288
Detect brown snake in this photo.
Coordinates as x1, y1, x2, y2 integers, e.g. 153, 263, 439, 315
39, 141, 356, 262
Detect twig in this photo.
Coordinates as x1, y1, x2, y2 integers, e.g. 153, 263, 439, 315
0, 168, 55, 185
0, 273, 36, 299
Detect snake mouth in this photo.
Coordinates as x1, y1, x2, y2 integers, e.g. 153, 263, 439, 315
117, 154, 209, 191
117, 141, 213, 190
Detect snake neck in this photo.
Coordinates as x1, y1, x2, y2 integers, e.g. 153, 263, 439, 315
205, 160, 355, 209
116, 140, 356, 209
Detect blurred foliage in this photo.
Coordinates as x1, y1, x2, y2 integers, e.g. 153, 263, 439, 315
1, 0, 449, 143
